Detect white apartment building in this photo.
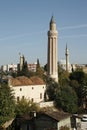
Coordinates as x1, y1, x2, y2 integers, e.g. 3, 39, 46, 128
9, 76, 46, 103
27, 63, 37, 72
2, 64, 17, 72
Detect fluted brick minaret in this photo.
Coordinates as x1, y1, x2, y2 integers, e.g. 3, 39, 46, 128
47, 16, 58, 82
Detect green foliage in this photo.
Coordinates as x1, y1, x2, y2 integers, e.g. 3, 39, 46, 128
0, 83, 15, 125
22, 61, 29, 75
69, 70, 87, 108
60, 125, 70, 130
11, 72, 17, 78
36, 59, 44, 78
46, 77, 78, 113
58, 64, 69, 86
46, 78, 59, 101
69, 80, 79, 92
17, 61, 29, 77
28, 71, 36, 77
69, 70, 85, 84
44, 64, 47, 72
46, 66, 87, 113
15, 98, 39, 116
55, 86, 78, 113
36, 58, 40, 68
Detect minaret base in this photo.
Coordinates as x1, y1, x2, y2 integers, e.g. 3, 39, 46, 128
49, 74, 58, 83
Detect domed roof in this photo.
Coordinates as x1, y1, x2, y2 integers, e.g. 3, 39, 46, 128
59, 59, 66, 65
10, 76, 45, 86
16, 76, 33, 85
10, 78, 21, 86
30, 76, 45, 85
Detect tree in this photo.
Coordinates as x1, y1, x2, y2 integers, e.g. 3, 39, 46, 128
58, 64, 69, 86
0, 83, 15, 126
60, 126, 70, 130
82, 86, 87, 108
55, 86, 78, 113
15, 98, 39, 116
17, 61, 29, 77
69, 70, 87, 109
69, 70, 85, 84
69, 80, 79, 92
36, 59, 44, 78
46, 78, 59, 101
22, 61, 29, 76
44, 64, 47, 72
36, 59, 40, 68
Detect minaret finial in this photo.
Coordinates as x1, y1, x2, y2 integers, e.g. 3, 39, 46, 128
66, 43, 67, 49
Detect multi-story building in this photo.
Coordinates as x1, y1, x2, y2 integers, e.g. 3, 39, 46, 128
74, 64, 87, 73
27, 63, 37, 72
1, 64, 17, 72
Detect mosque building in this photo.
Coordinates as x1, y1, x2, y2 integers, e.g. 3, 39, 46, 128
59, 45, 72, 73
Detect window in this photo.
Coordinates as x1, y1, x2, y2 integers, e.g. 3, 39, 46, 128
31, 98, 34, 102
40, 93, 42, 99
17, 96, 20, 102
32, 87, 34, 89
20, 88, 22, 91
22, 96, 24, 99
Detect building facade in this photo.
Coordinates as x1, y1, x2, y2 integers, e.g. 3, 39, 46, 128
58, 59, 72, 73
35, 109, 71, 130
9, 76, 46, 103
1, 64, 17, 72
27, 63, 37, 72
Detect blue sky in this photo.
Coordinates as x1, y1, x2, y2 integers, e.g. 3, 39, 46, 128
0, 0, 87, 66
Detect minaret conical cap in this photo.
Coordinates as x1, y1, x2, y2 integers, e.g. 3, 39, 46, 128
49, 16, 57, 31
66, 43, 67, 48
65, 43, 69, 55
50, 15, 55, 24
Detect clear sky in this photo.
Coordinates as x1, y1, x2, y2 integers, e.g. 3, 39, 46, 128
0, 0, 87, 66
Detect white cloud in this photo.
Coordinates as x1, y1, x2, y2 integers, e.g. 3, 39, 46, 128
59, 24, 87, 30
59, 34, 87, 39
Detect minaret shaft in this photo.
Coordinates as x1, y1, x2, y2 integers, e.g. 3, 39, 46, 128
47, 16, 58, 82
65, 44, 69, 72
20, 55, 25, 71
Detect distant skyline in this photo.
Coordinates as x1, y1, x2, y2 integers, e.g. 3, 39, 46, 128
0, 0, 87, 66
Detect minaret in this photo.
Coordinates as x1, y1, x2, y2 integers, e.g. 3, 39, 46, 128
65, 44, 69, 72
47, 16, 58, 82
20, 55, 25, 71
